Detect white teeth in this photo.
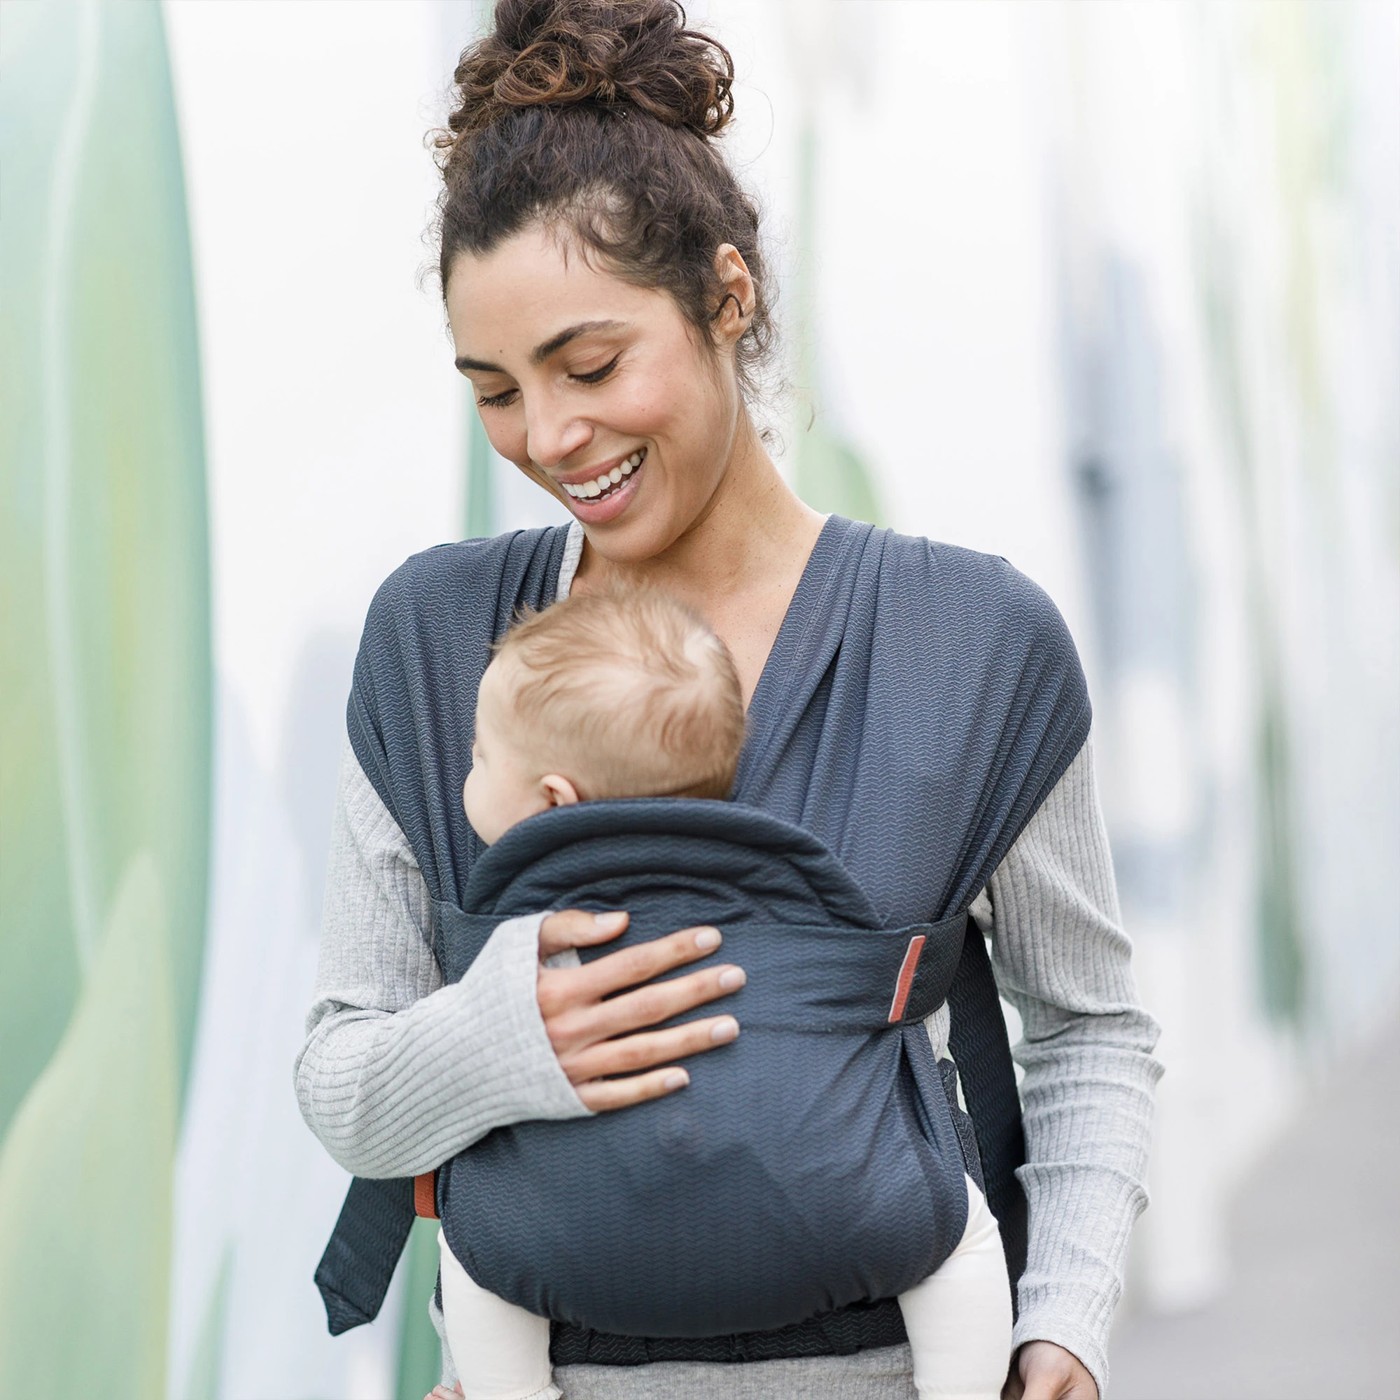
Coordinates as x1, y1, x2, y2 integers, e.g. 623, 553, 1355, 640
562, 449, 643, 502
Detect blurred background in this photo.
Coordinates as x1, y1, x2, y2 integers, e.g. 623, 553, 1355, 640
2, 1, 1397, 1397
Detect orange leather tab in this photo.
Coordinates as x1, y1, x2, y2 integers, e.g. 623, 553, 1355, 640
413, 1171, 439, 1219
886, 934, 927, 1023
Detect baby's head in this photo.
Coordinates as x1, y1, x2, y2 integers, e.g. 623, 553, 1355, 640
463, 587, 746, 845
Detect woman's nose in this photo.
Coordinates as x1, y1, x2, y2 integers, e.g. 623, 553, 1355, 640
525, 396, 592, 471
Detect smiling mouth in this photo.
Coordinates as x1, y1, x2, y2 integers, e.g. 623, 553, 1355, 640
560, 448, 646, 502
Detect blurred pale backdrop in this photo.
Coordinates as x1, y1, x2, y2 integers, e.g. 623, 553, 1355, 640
2, 1, 1396, 1397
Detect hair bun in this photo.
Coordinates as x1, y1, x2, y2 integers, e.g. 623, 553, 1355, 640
448, 0, 734, 139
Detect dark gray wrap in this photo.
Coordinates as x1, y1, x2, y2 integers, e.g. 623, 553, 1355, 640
315, 516, 1092, 1362
435, 799, 972, 1336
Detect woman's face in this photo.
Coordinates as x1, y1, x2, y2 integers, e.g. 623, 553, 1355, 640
444, 223, 747, 565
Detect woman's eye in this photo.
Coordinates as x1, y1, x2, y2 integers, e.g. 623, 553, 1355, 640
476, 387, 519, 409
571, 355, 620, 385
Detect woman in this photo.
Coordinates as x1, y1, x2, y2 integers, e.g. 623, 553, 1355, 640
295, 2, 1161, 1397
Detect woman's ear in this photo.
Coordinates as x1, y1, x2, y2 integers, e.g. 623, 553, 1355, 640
710, 243, 754, 346
540, 773, 582, 808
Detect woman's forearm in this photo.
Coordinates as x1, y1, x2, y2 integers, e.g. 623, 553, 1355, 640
293, 744, 588, 1178
986, 736, 1163, 1396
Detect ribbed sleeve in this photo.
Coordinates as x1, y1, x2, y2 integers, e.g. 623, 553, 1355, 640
988, 737, 1163, 1397
292, 743, 590, 1178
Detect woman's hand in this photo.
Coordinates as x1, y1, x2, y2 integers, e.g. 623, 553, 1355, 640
1002, 1341, 1098, 1400
537, 909, 745, 1111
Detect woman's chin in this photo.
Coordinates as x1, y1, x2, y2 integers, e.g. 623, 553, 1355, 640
575, 510, 683, 571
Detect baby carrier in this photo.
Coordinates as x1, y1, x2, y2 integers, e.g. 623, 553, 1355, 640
314, 516, 1091, 1363
432, 797, 975, 1336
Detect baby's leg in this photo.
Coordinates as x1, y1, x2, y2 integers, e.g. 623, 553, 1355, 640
437, 1229, 562, 1400
897, 1175, 1013, 1400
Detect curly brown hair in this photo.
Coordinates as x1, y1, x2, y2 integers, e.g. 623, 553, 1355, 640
434, 0, 775, 405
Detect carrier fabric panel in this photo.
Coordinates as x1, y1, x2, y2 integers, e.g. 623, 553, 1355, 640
327, 516, 1091, 1357
435, 800, 972, 1337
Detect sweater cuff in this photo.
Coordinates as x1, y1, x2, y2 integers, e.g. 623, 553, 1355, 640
1012, 1289, 1110, 1399
440, 910, 592, 1130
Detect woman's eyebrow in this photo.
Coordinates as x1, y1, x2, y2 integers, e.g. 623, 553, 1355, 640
455, 319, 628, 374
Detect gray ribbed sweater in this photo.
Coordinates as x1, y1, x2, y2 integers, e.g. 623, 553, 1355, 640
294, 529, 1162, 1398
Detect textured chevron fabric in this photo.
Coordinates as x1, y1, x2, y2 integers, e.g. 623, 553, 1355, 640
317, 515, 1095, 1360
299, 738, 1160, 1397
436, 799, 974, 1336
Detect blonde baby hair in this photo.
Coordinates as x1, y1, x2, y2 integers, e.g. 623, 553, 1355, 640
493, 586, 746, 802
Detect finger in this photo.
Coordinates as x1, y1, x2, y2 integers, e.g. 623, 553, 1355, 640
575, 1064, 694, 1112
559, 1015, 741, 1084
542, 925, 726, 1012
538, 908, 628, 959
547, 962, 746, 1051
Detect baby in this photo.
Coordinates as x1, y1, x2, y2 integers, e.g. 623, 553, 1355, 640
440, 587, 1011, 1400
462, 586, 745, 845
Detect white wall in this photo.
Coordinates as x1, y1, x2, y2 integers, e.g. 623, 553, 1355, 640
158, 1, 1400, 1390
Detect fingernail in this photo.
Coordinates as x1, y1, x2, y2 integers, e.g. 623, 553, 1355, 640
663, 1069, 689, 1090
718, 967, 746, 991
711, 1016, 740, 1043
593, 912, 626, 931
695, 928, 722, 951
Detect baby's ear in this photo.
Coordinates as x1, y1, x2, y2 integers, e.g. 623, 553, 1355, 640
540, 773, 581, 809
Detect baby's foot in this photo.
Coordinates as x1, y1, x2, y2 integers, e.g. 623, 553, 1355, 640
425, 1384, 463, 1400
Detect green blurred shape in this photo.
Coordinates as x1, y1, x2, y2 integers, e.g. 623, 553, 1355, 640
790, 124, 883, 526
181, 1244, 234, 1400
0, 0, 211, 1112
460, 0, 498, 545
395, 1218, 447, 1399
0, 856, 178, 1395
0, 0, 84, 1167
794, 419, 884, 530
0, 0, 213, 1389
1255, 692, 1307, 1022
464, 399, 497, 540
1191, 88, 1307, 1027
